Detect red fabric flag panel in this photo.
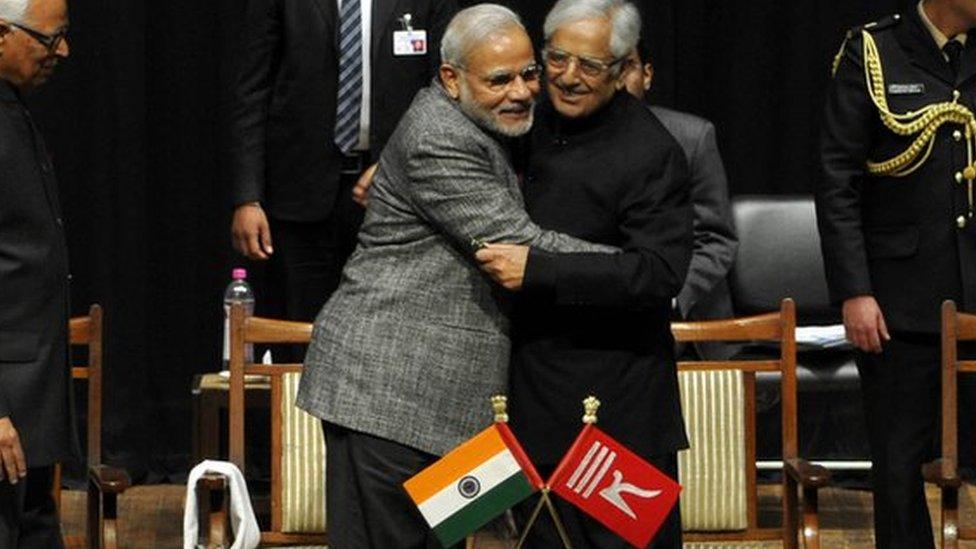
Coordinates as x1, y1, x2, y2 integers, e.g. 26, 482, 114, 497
549, 426, 682, 548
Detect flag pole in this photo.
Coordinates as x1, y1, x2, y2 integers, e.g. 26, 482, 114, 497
542, 490, 574, 549
514, 489, 549, 549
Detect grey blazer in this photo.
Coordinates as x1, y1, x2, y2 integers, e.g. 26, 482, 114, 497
297, 82, 615, 456
651, 106, 739, 360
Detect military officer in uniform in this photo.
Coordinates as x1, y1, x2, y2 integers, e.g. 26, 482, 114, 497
817, 1, 976, 546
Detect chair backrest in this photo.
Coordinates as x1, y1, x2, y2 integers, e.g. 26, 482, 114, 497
672, 298, 798, 542
731, 195, 838, 324
226, 303, 326, 542
940, 300, 976, 477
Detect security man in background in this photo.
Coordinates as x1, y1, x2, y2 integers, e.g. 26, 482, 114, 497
0, 0, 74, 544
225, 0, 456, 329
817, 1, 976, 546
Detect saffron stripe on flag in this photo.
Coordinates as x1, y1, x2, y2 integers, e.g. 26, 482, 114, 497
432, 473, 535, 547
404, 427, 506, 503
417, 449, 523, 526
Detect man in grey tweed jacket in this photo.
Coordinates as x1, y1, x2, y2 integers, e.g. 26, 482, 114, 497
295, 5, 614, 545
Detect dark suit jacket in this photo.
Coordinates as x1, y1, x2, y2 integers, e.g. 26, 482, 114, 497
512, 93, 693, 464
0, 80, 75, 468
818, 11, 976, 333
224, 0, 456, 222
651, 106, 739, 359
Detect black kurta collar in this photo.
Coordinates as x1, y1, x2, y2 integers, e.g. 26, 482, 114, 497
545, 90, 629, 140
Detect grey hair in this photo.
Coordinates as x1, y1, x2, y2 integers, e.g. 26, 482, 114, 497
0, 0, 29, 24
440, 4, 525, 67
543, 0, 641, 60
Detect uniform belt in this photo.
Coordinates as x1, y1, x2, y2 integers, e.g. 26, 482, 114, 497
340, 151, 370, 175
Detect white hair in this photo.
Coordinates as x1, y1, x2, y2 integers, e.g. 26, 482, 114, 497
544, 0, 641, 60
440, 4, 524, 67
0, 0, 29, 24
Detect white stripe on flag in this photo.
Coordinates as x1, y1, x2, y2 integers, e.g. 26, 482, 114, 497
417, 449, 522, 528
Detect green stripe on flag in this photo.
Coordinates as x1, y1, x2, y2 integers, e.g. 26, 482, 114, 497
432, 473, 535, 547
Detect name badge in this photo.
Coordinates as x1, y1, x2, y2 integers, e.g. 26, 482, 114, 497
888, 83, 925, 95
393, 30, 428, 56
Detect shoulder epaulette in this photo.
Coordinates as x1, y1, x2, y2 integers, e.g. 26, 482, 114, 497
857, 14, 902, 36
832, 14, 902, 77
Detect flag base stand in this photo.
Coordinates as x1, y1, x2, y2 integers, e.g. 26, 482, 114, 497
515, 489, 573, 549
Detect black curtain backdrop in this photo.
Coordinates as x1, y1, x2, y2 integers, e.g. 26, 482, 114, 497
24, 0, 914, 480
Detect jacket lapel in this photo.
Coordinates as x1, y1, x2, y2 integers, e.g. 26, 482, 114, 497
897, 8, 955, 86
372, 0, 403, 63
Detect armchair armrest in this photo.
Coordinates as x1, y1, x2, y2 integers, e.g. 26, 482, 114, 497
922, 458, 962, 488
784, 458, 831, 489
88, 464, 131, 494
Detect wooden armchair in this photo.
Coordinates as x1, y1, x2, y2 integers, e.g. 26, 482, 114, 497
196, 303, 327, 547
923, 300, 976, 548
57, 304, 130, 548
671, 298, 830, 548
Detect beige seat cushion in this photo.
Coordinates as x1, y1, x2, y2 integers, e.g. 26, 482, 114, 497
678, 370, 748, 531
281, 372, 327, 533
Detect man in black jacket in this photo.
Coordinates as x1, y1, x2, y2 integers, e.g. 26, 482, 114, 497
0, 0, 73, 545
225, 0, 456, 326
818, 1, 976, 546
476, 0, 692, 545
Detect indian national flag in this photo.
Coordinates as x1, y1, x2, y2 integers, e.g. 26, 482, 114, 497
404, 423, 543, 547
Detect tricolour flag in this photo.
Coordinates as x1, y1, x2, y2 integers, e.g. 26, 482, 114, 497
549, 425, 682, 548
404, 423, 543, 547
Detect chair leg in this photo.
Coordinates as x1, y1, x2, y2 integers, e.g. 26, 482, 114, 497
801, 486, 820, 549
942, 486, 959, 549
783, 476, 799, 549
196, 477, 230, 549
87, 477, 102, 549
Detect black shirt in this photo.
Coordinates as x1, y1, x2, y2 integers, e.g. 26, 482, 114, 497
509, 91, 693, 464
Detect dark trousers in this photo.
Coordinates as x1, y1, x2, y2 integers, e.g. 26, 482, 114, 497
857, 336, 941, 549
262, 171, 364, 360
265, 173, 364, 322
0, 466, 63, 548
514, 454, 681, 549
322, 422, 444, 549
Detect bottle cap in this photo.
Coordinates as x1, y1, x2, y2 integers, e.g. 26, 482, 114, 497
232, 268, 247, 280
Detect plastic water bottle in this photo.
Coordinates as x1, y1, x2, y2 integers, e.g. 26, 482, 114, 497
222, 268, 255, 368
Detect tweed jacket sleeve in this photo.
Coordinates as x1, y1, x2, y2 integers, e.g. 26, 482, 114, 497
405, 125, 619, 254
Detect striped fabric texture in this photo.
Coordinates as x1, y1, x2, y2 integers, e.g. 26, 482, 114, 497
334, 0, 362, 153
677, 370, 748, 531
281, 373, 327, 533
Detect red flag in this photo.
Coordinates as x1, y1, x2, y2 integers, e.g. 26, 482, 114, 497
548, 425, 681, 548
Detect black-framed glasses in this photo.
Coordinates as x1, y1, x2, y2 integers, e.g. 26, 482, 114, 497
462, 63, 543, 92
10, 23, 68, 54
543, 47, 623, 78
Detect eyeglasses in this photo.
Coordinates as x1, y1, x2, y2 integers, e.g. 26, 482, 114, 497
462, 63, 543, 92
9, 23, 68, 54
543, 47, 624, 78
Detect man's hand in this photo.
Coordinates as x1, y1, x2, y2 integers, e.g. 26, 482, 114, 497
0, 417, 26, 485
231, 203, 273, 260
475, 244, 530, 291
843, 295, 890, 354
352, 163, 379, 208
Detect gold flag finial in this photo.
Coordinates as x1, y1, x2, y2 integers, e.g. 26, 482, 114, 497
491, 395, 509, 423
582, 396, 600, 424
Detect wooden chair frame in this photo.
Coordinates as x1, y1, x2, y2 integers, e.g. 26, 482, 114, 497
197, 303, 325, 546
57, 304, 130, 548
671, 298, 829, 548
923, 300, 976, 547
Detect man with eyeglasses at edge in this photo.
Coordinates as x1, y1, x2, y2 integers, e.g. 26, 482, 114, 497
296, 4, 616, 546
474, 0, 692, 546
0, 0, 74, 546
